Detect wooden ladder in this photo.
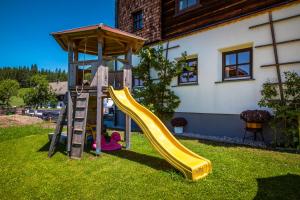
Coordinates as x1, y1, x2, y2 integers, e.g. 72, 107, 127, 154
48, 104, 67, 157
70, 93, 90, 159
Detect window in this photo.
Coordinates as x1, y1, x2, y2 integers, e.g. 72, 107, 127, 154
133, 76, 144, 87
178, 0, 199, 11
222, 48, 252, 81
178, 58, 198, 85
133, 11, 143, 31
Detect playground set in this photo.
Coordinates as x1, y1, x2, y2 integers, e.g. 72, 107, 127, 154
48, 24, 212, 181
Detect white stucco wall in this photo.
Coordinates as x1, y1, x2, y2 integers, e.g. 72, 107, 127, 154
132, 3, 300, 115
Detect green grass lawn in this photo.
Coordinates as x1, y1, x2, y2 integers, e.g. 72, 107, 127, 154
0, 125, 299, 200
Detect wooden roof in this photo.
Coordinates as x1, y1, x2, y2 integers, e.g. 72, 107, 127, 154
49, 81, 68, 96
52, 24, 146, 56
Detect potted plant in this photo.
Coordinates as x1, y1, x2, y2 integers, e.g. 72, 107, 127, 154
240, 110, 271, 128
171, 117, 187, 134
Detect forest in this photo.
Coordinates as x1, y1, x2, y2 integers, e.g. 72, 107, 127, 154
0, 64, 67, 88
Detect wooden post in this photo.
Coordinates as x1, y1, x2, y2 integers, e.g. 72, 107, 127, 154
67, 40, 74, 155
269, 12, 284, 102
74, 41, 80, 85
124, 47, 132, 149
74, 41, 79, 61
95, 36, 104, 155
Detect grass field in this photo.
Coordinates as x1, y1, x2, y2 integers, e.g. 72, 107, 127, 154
0, 124, 299, 200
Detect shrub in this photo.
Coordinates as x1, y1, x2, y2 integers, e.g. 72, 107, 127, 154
258, 71, 300, 148
171, 117, 188, 127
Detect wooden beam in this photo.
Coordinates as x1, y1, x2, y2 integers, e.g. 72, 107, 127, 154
260, 61, 300, 68
269, 12, 284, 102
102, 56, 129, 64
124, 47, 132, 150
67, 40, 74, 156
67, 92, 73, 155
163, 44, 180, 52
249, 13, 300, 29
104, 34, 127, 48
255, 38, 300, 48
74, 41, 80, 85
74, 41, 79, 62
95, 36, 104, 155
71, 59, 98, 66
68, 40, 75, 87
264, 82, 287, 85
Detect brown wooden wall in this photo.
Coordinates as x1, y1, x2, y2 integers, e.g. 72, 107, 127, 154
117, 0, 162, 43
161, 0, 296, 40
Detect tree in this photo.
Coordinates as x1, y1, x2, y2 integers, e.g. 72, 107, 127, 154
0, 65, 68, 87
259, 71, 300, 148
23, 75, 56, 108
0, 79, 20, 107
133, 45, 187, 120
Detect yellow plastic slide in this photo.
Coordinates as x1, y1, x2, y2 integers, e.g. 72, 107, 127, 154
109, 86, 212, 181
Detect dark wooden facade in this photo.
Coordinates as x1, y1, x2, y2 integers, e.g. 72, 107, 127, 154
117, 0, 297, 42
162, 0, 296, 39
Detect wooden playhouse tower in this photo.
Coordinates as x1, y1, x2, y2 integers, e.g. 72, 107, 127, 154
50, 24, 145, 159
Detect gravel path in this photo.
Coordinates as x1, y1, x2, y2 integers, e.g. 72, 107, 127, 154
0, 115, 43, 128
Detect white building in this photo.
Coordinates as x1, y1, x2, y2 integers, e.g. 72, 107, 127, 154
116, 1, 300, 141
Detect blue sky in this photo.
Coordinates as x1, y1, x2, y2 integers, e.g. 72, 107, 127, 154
0, 0, 115, 71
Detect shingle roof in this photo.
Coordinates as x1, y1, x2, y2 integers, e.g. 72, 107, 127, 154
49, 81, 67, 96
51, 23, 146, 56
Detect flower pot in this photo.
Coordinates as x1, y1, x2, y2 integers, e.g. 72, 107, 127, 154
174, 126, 184, 134
246, 122, 263, 129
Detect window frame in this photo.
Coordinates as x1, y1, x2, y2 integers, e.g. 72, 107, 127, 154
132, 10, 143, 32
175, 0, 200, 14
222, 48, 253, 81
178, 57, 198, 85
132, 75, 144, 87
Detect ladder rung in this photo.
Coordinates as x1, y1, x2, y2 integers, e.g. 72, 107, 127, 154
74, 116, 85, 119
76, 107, 86, 109
77, 96, 87, 99
76, 106, 86, 111
76, 100, 87, 104
72, 141, 82, 145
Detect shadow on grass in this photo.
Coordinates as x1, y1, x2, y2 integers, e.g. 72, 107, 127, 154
254, 174, 300, 200
106, 149, 177, 173
38, 142, 98, 157
38, 142, 67, 156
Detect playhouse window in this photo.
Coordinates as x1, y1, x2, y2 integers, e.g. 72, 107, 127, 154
133, 11, 143, 31
222, 48, 252, 81
178, 58, 198, 85
178, 0, 199, 11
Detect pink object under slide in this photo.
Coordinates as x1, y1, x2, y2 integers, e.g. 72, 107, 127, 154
92, 132, 122, 151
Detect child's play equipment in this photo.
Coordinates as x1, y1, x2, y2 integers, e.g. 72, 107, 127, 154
87, 124, 122, 151
48, 24, 212, 181
92, 132, 122, 151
